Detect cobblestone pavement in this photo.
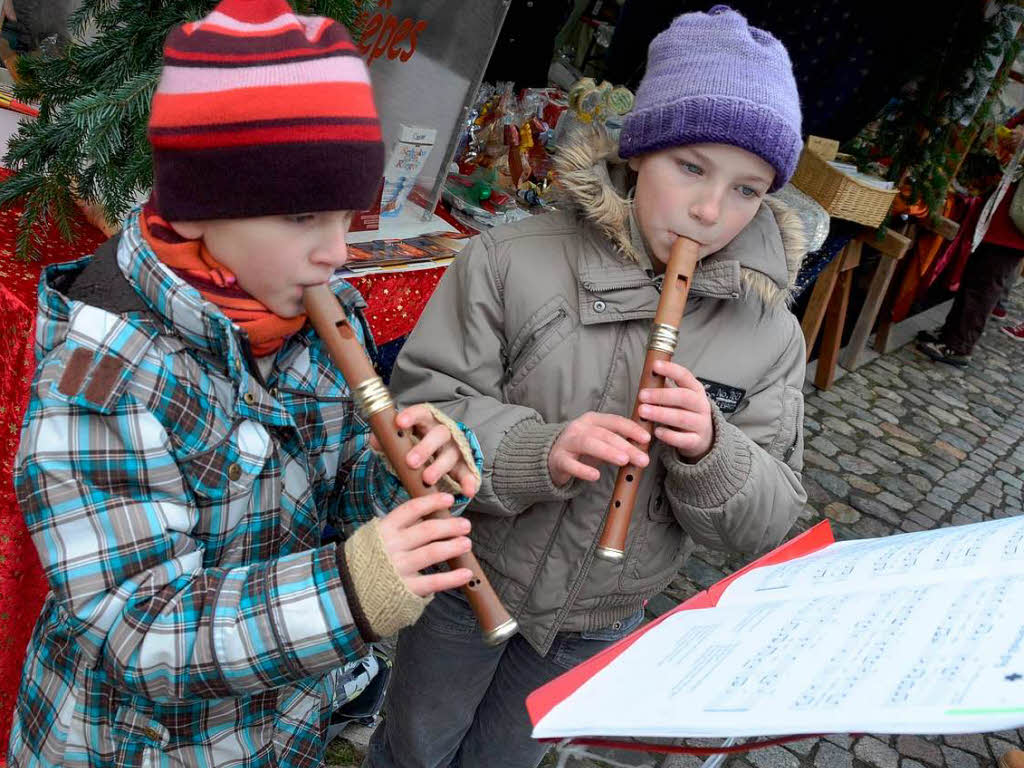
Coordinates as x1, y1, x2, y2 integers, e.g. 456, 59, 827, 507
329, 287, 1024, 768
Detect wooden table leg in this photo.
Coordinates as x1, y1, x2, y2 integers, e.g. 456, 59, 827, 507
800, 245, 845, 362
815, 266, 854, 390
842, 254, 900, 371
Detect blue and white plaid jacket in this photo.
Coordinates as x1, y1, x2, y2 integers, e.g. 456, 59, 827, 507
10, 210, 481, 767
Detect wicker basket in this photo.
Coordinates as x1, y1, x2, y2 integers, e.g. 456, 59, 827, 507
790, 138, 897, 228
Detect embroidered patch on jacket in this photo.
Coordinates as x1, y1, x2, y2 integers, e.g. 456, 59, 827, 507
697, 378, 745, 414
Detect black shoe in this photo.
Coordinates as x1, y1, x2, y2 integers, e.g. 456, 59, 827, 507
918, 340, 971, 367
915, 328, 942, 344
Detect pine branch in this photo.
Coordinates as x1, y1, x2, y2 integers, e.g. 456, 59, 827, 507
0, 0, 361, 259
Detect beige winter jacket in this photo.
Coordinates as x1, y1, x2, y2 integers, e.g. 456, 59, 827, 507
392, 129, 809, 654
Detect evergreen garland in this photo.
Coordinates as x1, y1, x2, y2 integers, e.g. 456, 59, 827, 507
0, 0, 361, 259
845, 2, 1024, 223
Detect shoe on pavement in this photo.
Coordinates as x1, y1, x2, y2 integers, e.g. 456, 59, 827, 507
1001, 322, 1024, 341
917, 340, 971, 367
915, 328, 943, 344
998, 749, 1024, 768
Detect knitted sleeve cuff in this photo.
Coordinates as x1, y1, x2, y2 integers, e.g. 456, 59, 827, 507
340, 519, 430, 641
491, 418, 582, 514
663, 404, 753, 509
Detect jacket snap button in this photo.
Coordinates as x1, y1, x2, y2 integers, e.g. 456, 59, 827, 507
612, 621, 622, 630
142, 726, 162, 741
270, 387, 279, 399
243, 392, 256, 405
593, 300, 607, 313
227, 463, 242, 481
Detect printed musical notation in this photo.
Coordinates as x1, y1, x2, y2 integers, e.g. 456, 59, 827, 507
531, 517, 1024, 741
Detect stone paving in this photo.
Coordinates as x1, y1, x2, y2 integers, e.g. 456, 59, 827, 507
328, 285, 1024, 768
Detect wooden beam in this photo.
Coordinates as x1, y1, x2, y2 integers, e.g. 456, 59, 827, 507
801, 247, 843, 362
916, 216, 959, 241
855, 227, 914, 261
815, 267, 854, 390
841, 252, 902, 371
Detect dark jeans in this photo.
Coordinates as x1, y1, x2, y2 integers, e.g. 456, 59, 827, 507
941, 242, 1024, 354
362, 589, 644, 768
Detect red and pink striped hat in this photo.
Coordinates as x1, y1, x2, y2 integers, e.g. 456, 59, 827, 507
148, 0, 384, 221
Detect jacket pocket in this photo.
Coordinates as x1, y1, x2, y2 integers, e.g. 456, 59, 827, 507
180, 419, 273, 562
578, 608, 645, 641
111, 705, 171, 768
504, 298, 571, 391
647, 488, 673, 523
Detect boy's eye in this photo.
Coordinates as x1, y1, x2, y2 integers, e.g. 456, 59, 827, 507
737, 185, 759, 199
678, 160, 703, 175
289, 213, 317, 224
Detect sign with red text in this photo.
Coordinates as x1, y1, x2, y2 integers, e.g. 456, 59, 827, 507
353, 0, 511, 216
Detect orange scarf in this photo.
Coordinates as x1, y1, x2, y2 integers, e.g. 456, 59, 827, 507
140, 206, 305, 357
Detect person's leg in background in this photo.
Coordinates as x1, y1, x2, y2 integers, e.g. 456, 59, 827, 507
919, 241, 1024, 365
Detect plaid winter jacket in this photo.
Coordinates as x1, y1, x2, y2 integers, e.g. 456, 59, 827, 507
9, 209, 481, 767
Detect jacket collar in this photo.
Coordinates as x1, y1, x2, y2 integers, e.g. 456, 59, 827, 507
555, 126, 809, 312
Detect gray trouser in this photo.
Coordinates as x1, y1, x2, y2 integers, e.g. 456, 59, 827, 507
363, 589, 644, 768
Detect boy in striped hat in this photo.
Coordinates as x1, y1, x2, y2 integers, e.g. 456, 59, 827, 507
9, 1, 482, 766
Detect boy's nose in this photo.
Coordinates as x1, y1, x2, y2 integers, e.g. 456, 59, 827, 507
689, 196, 721, 226
316, 223, 350, 267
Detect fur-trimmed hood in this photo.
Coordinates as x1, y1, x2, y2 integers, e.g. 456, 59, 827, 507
552, 127, 808, 308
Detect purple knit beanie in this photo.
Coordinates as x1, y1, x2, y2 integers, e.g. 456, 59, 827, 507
619, 5, 802, 192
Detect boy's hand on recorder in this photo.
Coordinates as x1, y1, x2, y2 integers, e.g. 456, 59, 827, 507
377, 493, 474, 597
370, 404, 480, 497
638, 360, 714, 462
548, 412, 651, 487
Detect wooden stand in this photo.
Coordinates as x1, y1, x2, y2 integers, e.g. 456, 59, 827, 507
872, 216, 959, 355
801, 226, 913, 390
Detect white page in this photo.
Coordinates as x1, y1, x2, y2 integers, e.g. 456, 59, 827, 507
718, 516, 1024, 609
533, 573, 1024, 739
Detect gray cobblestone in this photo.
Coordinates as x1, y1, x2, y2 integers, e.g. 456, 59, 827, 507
748, 747, 801, 768
943, 733, 989, 758
809, 437, 840, 457
855, 737, 900, 768
839, 454, 879, 475
813, 743, 853, 768
941, 746, 980, 768
895, 736, 944, 766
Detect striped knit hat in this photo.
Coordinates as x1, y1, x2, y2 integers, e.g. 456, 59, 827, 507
148, 0, 384, 221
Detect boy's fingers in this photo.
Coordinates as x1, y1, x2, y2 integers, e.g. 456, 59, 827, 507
639, 385, 706, 412
592, 428, 650, 468
394, 404, 430, 431
586, 413, 651, 443
578, 433, 629, 467
402, 537, 473, 575
639, 404, 705, 432
406, 568, 474, 598
407, 424, 452, 469
652, 360, 704, 393
655, 426, 704, 453
451, 464, 480, 497
400, 516, 470, 551
387, 492, 455, 528
556, 455, 601, 482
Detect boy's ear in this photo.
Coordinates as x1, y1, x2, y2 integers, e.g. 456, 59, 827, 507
166, 220, 205, 240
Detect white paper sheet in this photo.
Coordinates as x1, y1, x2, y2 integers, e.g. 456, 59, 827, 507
532, 518, 1024, 740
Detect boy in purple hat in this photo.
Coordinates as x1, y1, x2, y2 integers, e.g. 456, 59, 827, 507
366, 6, 810, 767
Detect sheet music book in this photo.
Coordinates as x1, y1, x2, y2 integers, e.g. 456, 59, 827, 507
528, 517, 1024, 742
